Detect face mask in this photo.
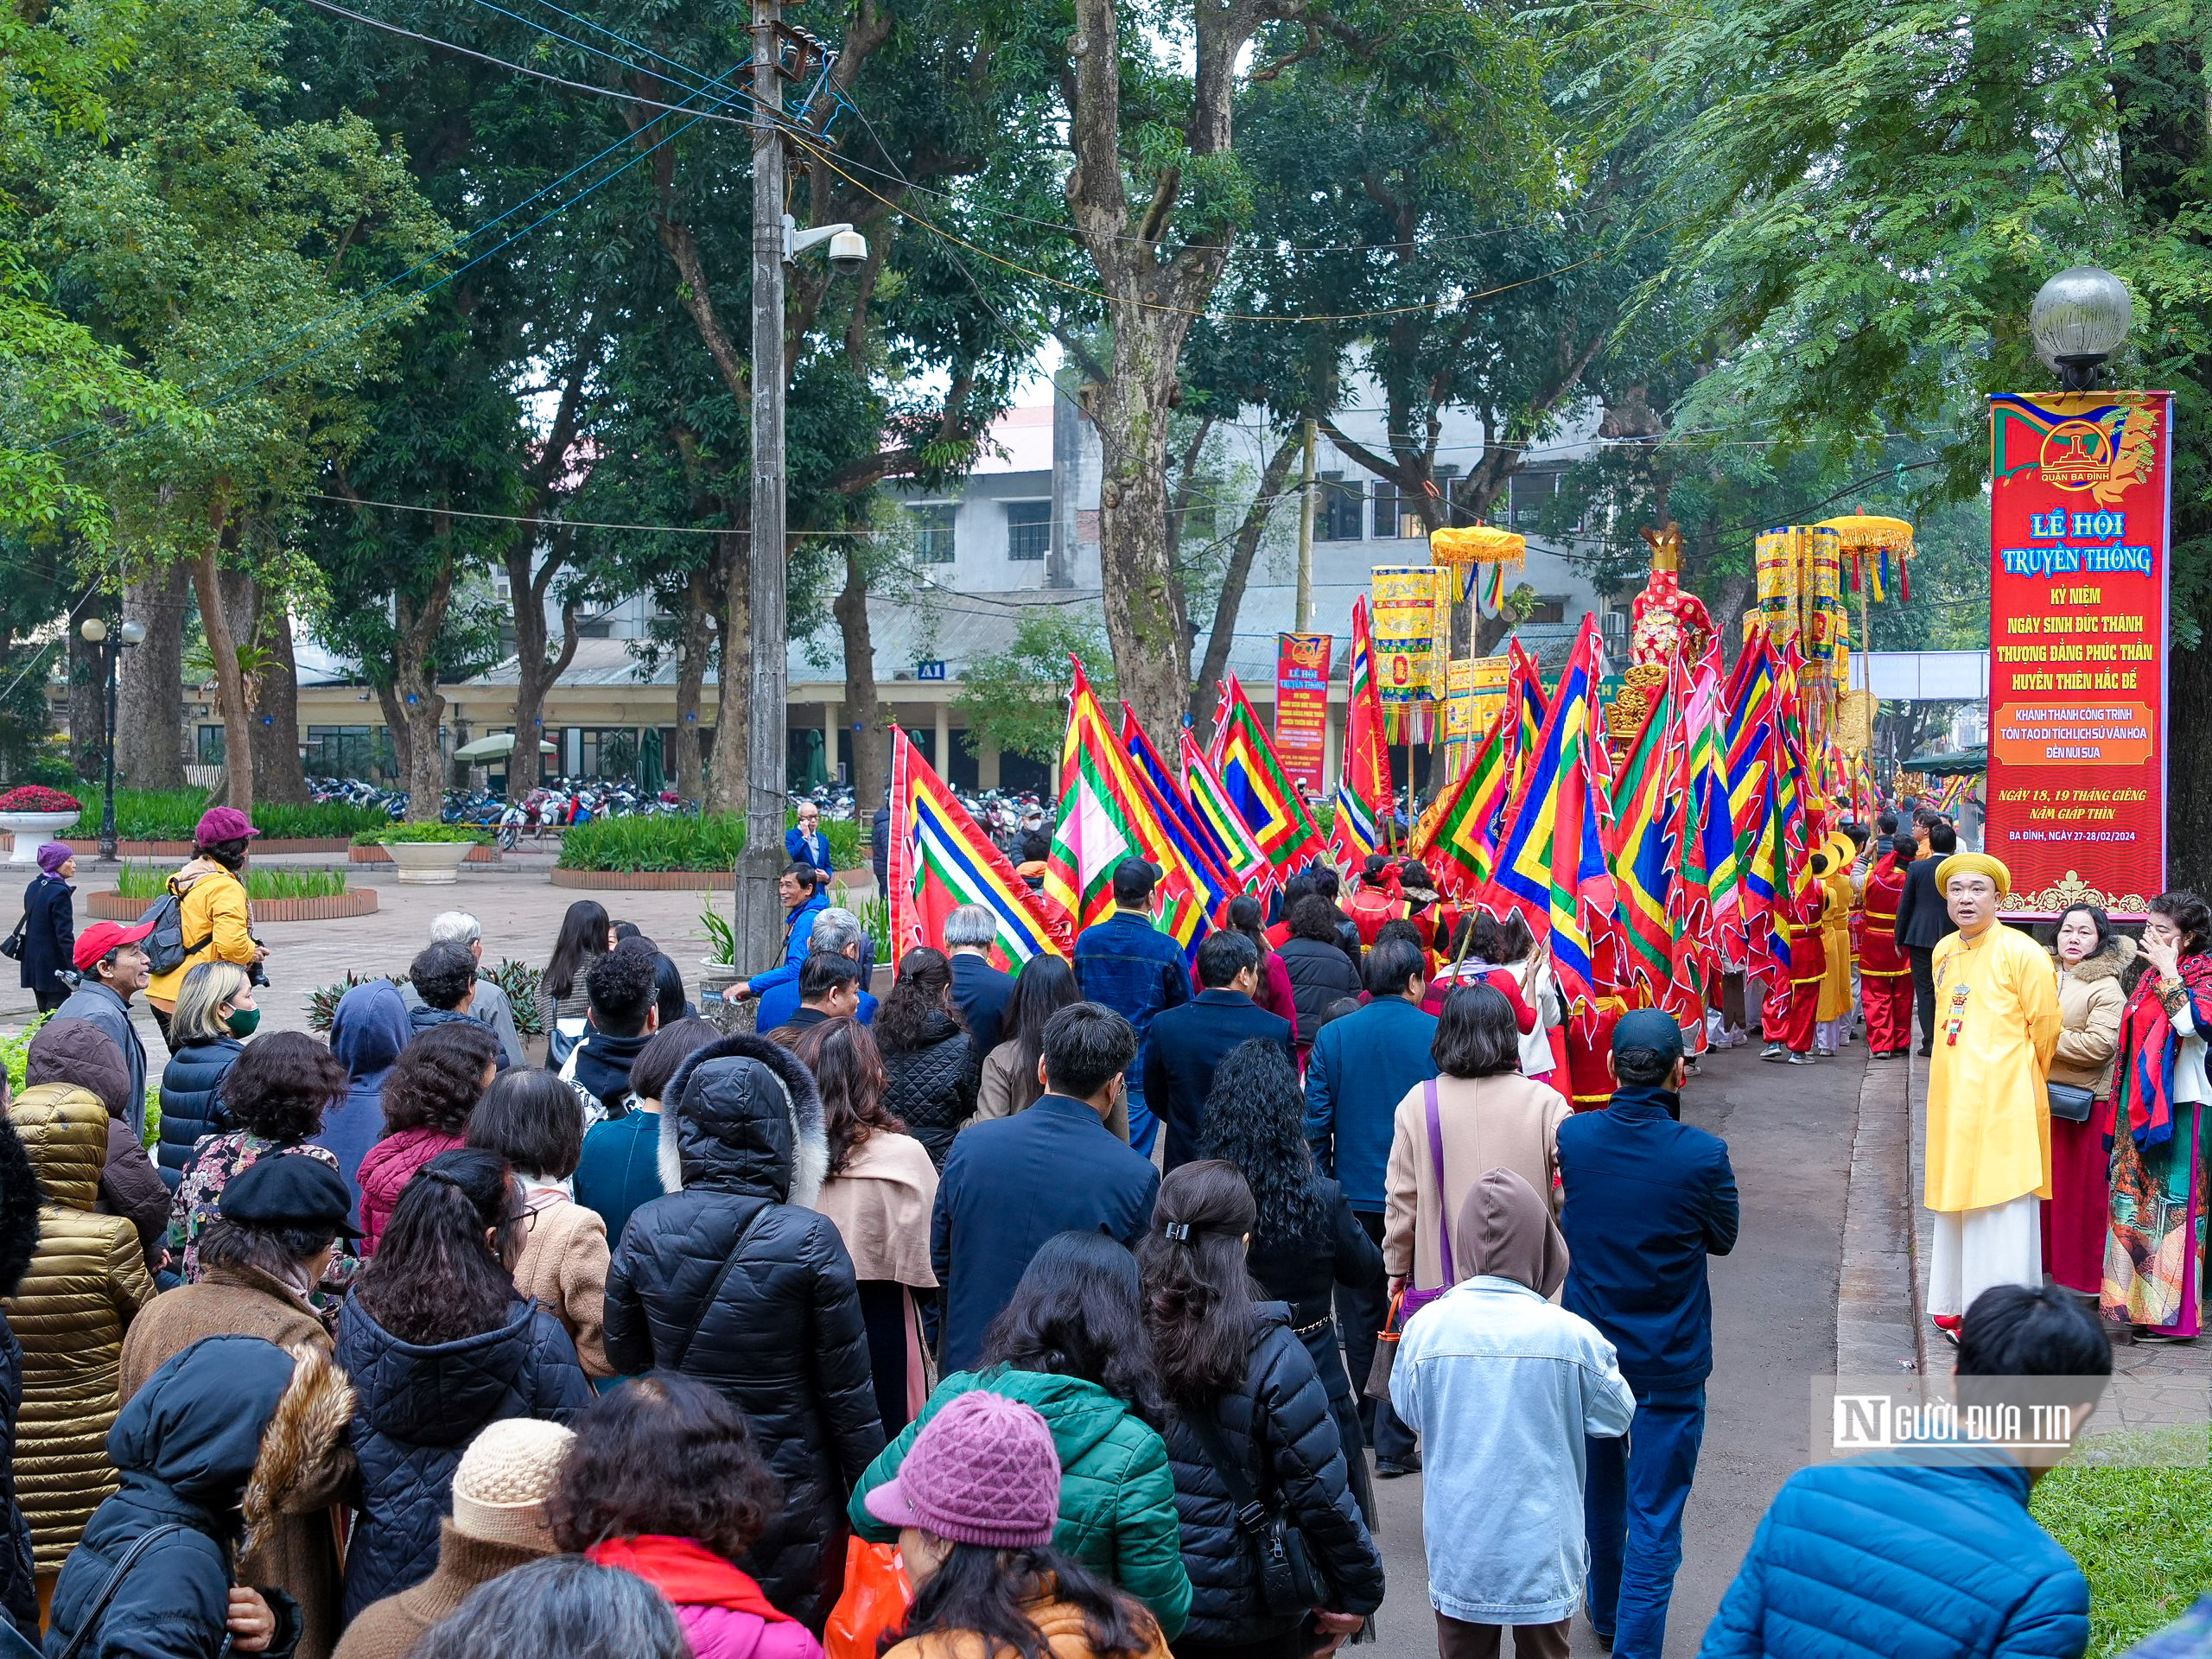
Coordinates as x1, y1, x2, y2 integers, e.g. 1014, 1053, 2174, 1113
225, 1006, 262, 1038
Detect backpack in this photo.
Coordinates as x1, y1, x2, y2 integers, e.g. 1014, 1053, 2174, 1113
136, 882, 213, 976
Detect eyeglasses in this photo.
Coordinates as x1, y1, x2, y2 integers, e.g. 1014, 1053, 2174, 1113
500, 1209, 539, 1234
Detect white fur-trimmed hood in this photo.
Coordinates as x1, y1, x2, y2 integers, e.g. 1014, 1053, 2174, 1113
656, 1029, 829, 1209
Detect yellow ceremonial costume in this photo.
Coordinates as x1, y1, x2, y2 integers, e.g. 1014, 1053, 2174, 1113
1815, 844, 1853, 1023
1924, 899, 2061, 1317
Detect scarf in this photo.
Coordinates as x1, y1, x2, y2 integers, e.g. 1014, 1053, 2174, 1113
2115, 952, 2212, 1149
586, 1536, 792, 1622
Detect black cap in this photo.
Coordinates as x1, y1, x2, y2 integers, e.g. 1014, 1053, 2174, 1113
219, 1153, 365, 1240
1611, 1008, 1686, 1065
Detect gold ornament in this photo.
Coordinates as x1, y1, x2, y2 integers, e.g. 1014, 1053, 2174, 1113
2014, 870, 2150, 916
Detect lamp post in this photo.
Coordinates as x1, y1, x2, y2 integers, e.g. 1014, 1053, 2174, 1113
77, 616, 146, 863
2029, 265, 2133, 391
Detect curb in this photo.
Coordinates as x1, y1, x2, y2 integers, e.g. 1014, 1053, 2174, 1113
84, 887, 378, 923
350, 843, 500, 865
1835, 1046, 1922, 1378
550, 868, 734, 890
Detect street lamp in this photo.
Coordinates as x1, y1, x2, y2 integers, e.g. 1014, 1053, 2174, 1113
78, 615, 145, 863
2030, 266, 2133, 391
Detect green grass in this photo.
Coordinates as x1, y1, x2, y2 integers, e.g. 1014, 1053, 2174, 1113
2033, 1428, 2212, 1655
63, 785, 390, 842
557, 810, 861, 874
351, 823, 493, 845
111, 861, 349, 901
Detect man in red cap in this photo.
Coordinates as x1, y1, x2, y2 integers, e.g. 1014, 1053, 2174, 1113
53, 918, 157, 1138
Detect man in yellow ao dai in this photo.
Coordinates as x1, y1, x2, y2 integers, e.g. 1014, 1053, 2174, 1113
1924, 852, 2061, 1330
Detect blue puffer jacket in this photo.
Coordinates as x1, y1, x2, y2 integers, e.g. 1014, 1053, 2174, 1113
1698, 1451, 2089, 1659
155, 1037, 244, 1190
334, 1294, 591, 1619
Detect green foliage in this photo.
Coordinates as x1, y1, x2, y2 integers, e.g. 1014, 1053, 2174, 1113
353, 823, 492, 845
63, 786, 386, 842
110, 861, 347, 900
0, 1014, 47, 1098
245, 801, 394, 841
955, 613, 1115, 765
556, 815, 748, 874
2033, 1431, 2212, 1655
481, 959, 544, 1039
301, 969, 404, 1034
698, 906, 736, 968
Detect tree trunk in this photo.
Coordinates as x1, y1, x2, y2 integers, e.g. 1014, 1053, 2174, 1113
1092, 369, 1192, 741
2168, 636, 2212, 891
374, 682, 414, 794
252, 601, 310, 804
392, 656, 447, 823
118, 565, 188, 791
1188, 429, 1302, 731
702, 531, 748, 817
67, 589, 105, 782
671, 566, 713, 803
835, 542, 884, 811
191, 534, 254, 821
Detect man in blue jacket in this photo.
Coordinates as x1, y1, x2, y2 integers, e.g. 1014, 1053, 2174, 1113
931, 1001, 1160, 1370
1072, 858, 1188, 1155
1558, 1009, 1738, 1659
745, 863, 830, 1006
1304, 936, 1437, 1475
1700, 1283, 2107, 1659
1146, 929, 1294, 1169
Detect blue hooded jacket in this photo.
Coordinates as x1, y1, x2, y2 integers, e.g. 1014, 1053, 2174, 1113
317, 982, 410, 1191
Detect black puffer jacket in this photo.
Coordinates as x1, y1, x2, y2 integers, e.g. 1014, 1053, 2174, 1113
880, 1012, 981, 1169
1278, 938, 1363, 1047
334, 1294, 590, 1618
0, 1320, 29, 1643
1161, 1303, 1385, 1646
606, 1031, 886, 1630
156, 1035, 245, 1188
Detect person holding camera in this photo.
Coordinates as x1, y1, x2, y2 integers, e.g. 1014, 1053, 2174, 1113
145, 807, 270, 1052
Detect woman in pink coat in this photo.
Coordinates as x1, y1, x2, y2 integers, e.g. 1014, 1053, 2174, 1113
554, 1373, 828, 1656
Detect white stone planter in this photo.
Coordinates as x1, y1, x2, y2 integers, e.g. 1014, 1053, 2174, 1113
0, 811, 81, 864
381, 841, 474, 885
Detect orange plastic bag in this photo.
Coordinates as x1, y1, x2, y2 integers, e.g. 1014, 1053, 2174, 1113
824, 1535, 912, 1659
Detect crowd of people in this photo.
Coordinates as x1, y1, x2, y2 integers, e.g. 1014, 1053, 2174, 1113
0, 804, 2178, 1659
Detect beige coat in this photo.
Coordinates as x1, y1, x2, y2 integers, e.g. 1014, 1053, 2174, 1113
4, 1085, 156, 1570
972, 1040, 1130, 1142
1383, 1072, 1570, 1290
118, 1267, 353, 1659
2050, 937, 2132, 1100
513, 1190, 613, 1379
813, 1131, 939, 1287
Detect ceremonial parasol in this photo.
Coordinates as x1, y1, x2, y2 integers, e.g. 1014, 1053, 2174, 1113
1815, 511, 1915, 715
1427, 524, 1528, 620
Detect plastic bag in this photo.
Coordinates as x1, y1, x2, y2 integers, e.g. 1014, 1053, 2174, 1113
824, 1536, 911, 1659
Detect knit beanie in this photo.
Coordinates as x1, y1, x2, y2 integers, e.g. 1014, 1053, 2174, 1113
863, 1390, 1059, 1548
450, 1419, 575, 1554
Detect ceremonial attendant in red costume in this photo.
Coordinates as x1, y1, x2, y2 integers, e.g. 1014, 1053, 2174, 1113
1565, 998, 1624, 1112
1344, 856, 1408, 947
1760, 881, 1826, 1066
1859, 835, 1917, 1058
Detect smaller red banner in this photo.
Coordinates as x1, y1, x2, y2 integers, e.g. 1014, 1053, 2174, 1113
1274, 632, 1333, 797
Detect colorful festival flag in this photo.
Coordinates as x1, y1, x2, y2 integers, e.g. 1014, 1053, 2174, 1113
1180, 730, 1272, 893
1681, 639, 1739, 967
1329, 595, 1392, 868
1207, 675, 1327, 876
1611, 656, 1701, 1033
887, 725, 1067, 967
1046, 661, 1207, 953
1478, 616, 1621, 1002
1408, 702, 1512, 897
1506, 639, 1548, 792
1120, 704, 1233, 951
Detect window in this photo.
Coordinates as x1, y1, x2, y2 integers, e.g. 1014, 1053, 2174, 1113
1508, 470, 1557, 528
1372, 478, 1411, 538
1317, 474, 1365, 541
1005, 499, 1051, 561
912, 504, 957, 564
1433, 466, 1469, 528
196, 725, 226, 766
303, 726, 396, 780
577, 727, 639, 779
1526, 594, 1567, 625
1601, 607, 1628, 652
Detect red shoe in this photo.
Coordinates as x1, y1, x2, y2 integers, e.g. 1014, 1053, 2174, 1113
1932, 1313, 1961, 1345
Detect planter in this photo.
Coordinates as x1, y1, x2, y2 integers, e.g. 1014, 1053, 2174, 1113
382, 842, 474, 885
700, 958, 741, 999
550, 868, 734, 890
352, 842, 499, 866
0, 812, 82, 864
86, 888, 378, 923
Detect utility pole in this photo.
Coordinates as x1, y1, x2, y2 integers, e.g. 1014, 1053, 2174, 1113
736, 0, 791, 977
1294, 418, 1316, 632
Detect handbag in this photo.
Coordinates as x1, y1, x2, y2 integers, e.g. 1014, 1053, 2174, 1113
1182, 1406, 1329, 1619
1362, 1288, 1405, 1403
823, 1536, 911, 1659
0, 911, 25, 963
1399, 1079, 1456, 1320
52, 1525, 188, 1659
2047, 1081, 2095, 1123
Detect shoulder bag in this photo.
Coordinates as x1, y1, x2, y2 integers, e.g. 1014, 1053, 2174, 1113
1181, 1406, 1329, 1619
666, 1203, 775, 1372
53, 1525, 189, 1659
0, 912, 24, 962
1399, 1079, 1456, 1319
2047, 1081, 2095, 1123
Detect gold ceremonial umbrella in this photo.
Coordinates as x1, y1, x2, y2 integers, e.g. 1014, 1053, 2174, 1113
1427, 525, 1527, 567
1814, 513, 1915, 556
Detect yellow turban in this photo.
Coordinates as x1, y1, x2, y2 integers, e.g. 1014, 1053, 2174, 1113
1936, 851, 2011, 897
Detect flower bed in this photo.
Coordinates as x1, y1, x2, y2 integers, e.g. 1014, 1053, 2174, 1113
554, 811, 862, 874
0, 785, 83, 814
86, 887, 378, 923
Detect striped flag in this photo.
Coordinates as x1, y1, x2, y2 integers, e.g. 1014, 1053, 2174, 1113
1180, 731, 1272, 893
1611, 654, 1701, 1033
1682, 639, 1739, 967
1506, 639, 1548, 794
887, 725, 1067, 967
1207, 675, 1327, 877
1119, 705, 1233, 959
1408, 701, 1511, 897
1329, 595, 1392, 868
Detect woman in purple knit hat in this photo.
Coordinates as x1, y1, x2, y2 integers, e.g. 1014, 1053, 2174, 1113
20, 842, 76, 1012
870, 1391, 1173, 1659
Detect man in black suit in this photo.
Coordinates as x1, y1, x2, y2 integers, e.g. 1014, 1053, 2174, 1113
871, 793, 893, 899
1145, 928, 1296, 1170
1891, 818, 1959, 1057
943, 903, 1016, 1058
931, 1002, 1159, 1370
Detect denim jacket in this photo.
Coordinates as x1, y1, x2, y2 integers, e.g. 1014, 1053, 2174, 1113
1389, 1275, 1635, 1623
1071, 912, 1189, 1086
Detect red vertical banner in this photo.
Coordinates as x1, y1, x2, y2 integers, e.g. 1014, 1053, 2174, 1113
1986, 391, 2171, 916
1274, 632, 1333, 798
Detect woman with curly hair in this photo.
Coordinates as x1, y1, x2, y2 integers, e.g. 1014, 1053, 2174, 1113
357, 1020, 499, 1252
790, 1016, 938, 1433
165, 1030, 352, 1281
874, 947, 982, 1169
1196, 1039, 1381, 1522
552, 1371, 822, 1659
